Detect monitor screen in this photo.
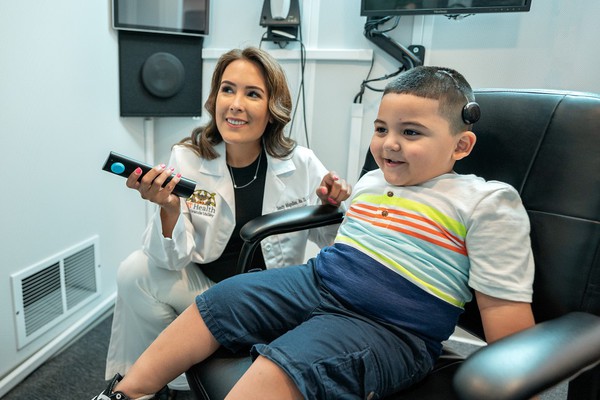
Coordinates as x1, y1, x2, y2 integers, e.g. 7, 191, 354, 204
113, 0, 209, 37
361, 0, 532, 17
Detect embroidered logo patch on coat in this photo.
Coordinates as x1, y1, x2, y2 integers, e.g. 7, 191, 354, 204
187, 189, 217, 217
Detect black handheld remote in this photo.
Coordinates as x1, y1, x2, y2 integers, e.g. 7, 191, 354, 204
102, 151, 196, 198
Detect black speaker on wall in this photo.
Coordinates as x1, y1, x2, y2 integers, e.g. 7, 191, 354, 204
118, 30, 203, 117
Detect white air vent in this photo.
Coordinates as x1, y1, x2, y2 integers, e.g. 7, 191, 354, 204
11, 236, 101, 349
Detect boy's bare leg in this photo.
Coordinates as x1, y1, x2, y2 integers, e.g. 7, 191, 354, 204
113, 304, 220, 398
225, 355, 303, 400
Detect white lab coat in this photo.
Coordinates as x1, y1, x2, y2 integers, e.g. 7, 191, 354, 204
106, 142, 342, 388
142, 142, 340, 270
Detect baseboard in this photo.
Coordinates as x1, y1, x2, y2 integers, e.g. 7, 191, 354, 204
0, 293, 116, 398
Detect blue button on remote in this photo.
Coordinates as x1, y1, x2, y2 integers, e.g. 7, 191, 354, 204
111, 162, 125, 174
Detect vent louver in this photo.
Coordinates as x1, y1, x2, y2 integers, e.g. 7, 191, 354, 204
64, 245, 97, 309
11, 236, 100, 349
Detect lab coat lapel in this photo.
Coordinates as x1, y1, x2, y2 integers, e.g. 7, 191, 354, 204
198, 142, 235, 216
263, 153, 296, 213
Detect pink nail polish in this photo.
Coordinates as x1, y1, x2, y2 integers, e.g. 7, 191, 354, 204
134, 167, 142, 175
176, 173, 181, 178
159, 163, 166, 169
328, 197, 338, 205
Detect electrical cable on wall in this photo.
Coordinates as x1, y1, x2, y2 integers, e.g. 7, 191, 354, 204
364, 15, 400, 34
364, 16, 423, 70
259, 1, 309, 148
287, 39, 308, 148
353, 57, 405, 104
355, 15, 424, 104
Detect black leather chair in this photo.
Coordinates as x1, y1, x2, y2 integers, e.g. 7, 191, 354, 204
186, 89, 600, 400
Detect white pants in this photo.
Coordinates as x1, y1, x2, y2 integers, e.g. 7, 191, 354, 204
105, 250, 215, 390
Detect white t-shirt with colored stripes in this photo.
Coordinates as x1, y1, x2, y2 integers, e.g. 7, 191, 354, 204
316, 169, 534, 354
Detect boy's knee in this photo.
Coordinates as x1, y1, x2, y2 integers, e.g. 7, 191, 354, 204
230, 355, 303, 400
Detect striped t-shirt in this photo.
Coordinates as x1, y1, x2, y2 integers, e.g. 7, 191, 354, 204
316, 170, 534, 357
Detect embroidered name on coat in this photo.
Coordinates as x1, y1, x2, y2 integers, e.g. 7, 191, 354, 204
276, 196, 308, 211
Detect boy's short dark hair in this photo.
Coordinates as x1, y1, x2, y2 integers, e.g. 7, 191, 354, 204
384, 66, 476, 133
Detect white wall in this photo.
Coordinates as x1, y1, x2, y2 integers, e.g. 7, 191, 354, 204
354, 0, 600, 166
1, 0, 599, 391
154, 0, 600, 184
0, 0, 146, 387
424, 0, 600, 92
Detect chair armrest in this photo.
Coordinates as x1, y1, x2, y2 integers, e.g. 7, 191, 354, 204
236, 204, 345, 274
453, 312, 600, 400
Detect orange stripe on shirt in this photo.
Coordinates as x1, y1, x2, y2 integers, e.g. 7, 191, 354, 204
350, 203, 464, 247
346, 208, 468, 256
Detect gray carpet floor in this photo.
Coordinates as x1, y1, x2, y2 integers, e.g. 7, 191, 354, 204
3, 314, 195, 400
3, 313, 566, 399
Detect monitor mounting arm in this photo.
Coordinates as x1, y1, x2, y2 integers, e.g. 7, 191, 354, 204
364, 17, 425, 70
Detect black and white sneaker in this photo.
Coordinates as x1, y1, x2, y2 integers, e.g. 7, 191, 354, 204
91, 373, 130, 400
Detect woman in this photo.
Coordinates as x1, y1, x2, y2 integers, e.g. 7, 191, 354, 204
104, 47, 351, 394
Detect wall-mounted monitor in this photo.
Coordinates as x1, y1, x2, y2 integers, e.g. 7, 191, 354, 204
361, 0, 532, 17
113, 0, 209, 37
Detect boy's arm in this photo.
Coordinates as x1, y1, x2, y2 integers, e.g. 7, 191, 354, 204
475, 291, 535, 343
474, 291, 541, 400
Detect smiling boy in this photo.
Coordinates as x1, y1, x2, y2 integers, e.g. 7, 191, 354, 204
93, 66, 535, 400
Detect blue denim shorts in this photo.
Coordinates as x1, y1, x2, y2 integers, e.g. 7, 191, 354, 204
196, 260, 433, 400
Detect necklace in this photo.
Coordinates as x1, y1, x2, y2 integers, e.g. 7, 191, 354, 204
228, 151, 262, 189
